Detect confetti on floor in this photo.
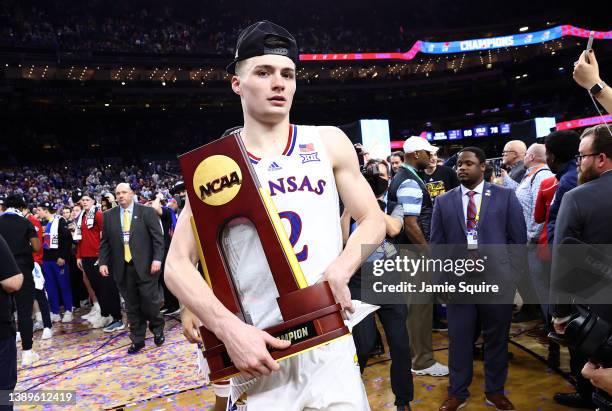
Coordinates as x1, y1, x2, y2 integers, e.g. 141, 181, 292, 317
14, 313, 581, 410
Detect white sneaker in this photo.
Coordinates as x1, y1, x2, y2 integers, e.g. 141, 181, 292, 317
412, 361, 449, 377
91, 315, 113, 329
41, 327, 53, 340
82, 303, 100, 320
16, 332, 21, 343
50, 313, 61, 323
86, 312, 102, 324
62, 311, 73, 323
33, 321, 44, 332
21, 350, 40, 367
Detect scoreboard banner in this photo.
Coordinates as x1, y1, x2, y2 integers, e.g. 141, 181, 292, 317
300, 25, 612, 62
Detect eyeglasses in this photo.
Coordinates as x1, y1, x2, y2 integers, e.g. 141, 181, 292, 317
575, 153, 600, 163
501, 150, 517, 156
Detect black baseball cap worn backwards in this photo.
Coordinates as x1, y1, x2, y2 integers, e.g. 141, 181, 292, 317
227, 20, 298, 75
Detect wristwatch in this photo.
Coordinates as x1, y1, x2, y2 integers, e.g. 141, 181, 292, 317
590, 80, 607, 96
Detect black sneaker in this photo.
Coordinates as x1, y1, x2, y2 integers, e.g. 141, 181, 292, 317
127, 342, 145, 354
553, 392, 595, 409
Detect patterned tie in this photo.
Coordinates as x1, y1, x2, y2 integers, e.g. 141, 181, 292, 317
123, 209, 132, 263
466, 191, 478, 230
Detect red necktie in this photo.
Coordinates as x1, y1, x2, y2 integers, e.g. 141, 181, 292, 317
467, 191, 477, 229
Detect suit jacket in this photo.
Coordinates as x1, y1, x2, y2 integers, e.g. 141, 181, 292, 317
430, 182, 528, 301
508, 160, 526, 183
99, 203, 164, 284
551, 171, 612, 322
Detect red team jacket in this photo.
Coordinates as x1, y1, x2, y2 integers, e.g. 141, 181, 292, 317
26, 213, 44, 265
75, 210, 104, 259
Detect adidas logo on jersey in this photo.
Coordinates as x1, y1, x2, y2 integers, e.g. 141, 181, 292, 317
268, 161, 282, 171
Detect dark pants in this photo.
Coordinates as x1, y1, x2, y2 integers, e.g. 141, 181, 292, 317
69, 254, 87, 307
13, 272, 35, 351
34, 289, 52, 329
119, 263, 164, 344
447, 303, 513, 400
159, 254, 179, 312
42, 260, 73, 314
570, 348, 594, 401
82, 257, 121, 321
352, 303, 413, 406
0, 335, 17, 411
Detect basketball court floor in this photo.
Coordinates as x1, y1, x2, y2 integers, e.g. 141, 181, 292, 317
13, 310, 581, 410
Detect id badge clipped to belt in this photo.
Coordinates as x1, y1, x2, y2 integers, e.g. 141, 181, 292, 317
467, 229, 478, 250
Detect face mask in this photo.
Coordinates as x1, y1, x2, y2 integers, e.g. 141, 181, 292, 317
179, 195, 186, 209
372, 176, 389, 197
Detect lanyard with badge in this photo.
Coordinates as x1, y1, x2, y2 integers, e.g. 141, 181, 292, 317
121, 209, 131, 245
86, 209, 95, 227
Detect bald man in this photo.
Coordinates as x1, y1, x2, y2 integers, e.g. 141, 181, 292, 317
501, 140, 527, 188
99, 183, 165, 354
513, 144, 554, 323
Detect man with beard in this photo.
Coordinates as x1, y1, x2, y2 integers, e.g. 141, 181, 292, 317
387, 136, 449, 378
551, 124, 612, 409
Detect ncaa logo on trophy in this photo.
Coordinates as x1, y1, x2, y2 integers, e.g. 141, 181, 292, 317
193, 155, 242, 206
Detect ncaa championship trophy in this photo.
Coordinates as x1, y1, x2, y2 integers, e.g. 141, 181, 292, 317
178, 131, 349, 382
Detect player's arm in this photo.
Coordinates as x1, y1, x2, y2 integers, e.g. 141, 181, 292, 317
164, 197, 289, 378
319, 126, 385, 311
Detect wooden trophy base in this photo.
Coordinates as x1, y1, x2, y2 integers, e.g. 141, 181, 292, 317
202, 281, 349, 382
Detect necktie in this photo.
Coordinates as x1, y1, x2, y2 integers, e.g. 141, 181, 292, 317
123, 210, 132, 262
466, 191, 477, 230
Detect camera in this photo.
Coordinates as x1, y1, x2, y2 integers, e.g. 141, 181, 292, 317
550, 305, 612, 409
353, 143, 388, 197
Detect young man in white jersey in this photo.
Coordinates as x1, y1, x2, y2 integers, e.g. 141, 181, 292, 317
165, 21, 384, 410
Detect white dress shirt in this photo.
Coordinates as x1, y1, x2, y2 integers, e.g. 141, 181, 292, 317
460, 180, 485, 225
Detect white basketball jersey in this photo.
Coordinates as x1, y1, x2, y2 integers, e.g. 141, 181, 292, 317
220, 124, 342, 329
250, 124, 343, 286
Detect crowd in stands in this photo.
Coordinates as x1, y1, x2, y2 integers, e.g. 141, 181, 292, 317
0, 0, 551, 54
0, 160, 181, 209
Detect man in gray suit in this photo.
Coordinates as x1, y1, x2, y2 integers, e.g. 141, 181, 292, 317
99, 183, 165, 354
551, 124, 612, 409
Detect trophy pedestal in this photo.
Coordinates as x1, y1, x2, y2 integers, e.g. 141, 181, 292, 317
202, 281, 348, 382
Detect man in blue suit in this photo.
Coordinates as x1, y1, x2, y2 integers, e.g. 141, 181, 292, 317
431, 147, 527, 411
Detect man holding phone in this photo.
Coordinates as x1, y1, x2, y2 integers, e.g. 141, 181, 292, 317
573, 35, 611, 115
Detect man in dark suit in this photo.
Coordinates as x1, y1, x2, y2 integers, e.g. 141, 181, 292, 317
99, 183, 165, 354
431, 147, 527, 411
551, 124, 612, 409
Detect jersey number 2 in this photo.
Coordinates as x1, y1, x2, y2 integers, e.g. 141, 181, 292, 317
278, 211, 308, 262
